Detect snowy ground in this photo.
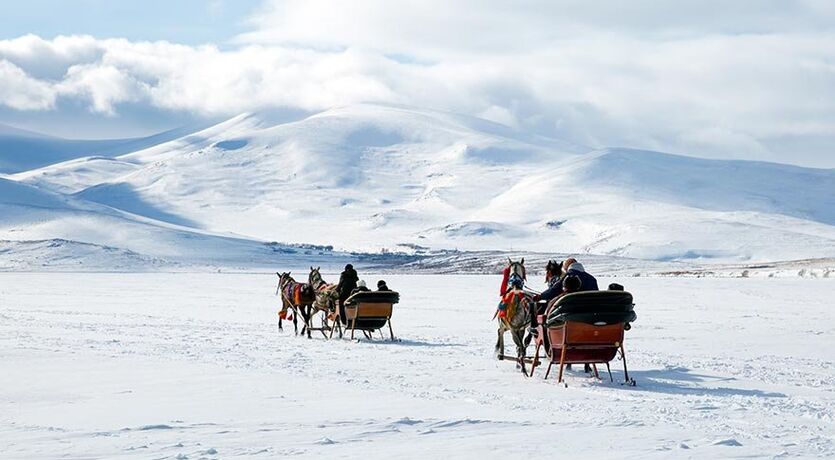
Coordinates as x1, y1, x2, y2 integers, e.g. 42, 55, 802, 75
1, 273, 833, 459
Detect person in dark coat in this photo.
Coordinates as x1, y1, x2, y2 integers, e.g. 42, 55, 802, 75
376, 280, 391, 291
529, 260, 563, 330
529, 271, 586, 335
536, 257, 598, 303
337, 264, 359, 301
350, 280, 370, 296
336, 264, 359, 321
544, 259, 562, 287
561, 275, 582, 295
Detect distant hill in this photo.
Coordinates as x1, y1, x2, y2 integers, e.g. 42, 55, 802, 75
0, 122, 207, 173
2, 103, 834, 266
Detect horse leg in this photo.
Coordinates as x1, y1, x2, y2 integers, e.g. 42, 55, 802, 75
513, 328, 527, 374
292, 307, 299, 336
495, 327, 504, 360
320, 310, 330, 338
524, 331, 533, 348
278, 299, 287, 331
304, 305, 313, 339
308, 305, 315, 338
278, 301, 286, 332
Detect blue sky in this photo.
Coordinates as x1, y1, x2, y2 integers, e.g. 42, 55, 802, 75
0, 0, 261, 45
0, 0, 833, 167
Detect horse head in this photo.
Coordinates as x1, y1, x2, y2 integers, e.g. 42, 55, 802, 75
308, 266, 324, 287
506, 257, 526, 290
506, 257, 526, 278
277, 271, 294, 287
545, 259, 562, 283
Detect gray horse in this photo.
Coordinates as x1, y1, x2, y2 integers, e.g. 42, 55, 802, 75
308, 266, 340, 335
495, 258, 534, 375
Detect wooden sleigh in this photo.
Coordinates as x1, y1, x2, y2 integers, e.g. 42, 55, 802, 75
529, 291, 637, 385
330, 291, 400, 341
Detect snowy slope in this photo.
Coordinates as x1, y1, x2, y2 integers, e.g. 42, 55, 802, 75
20, 104, 585, 250
0, 177, 362, 271
5, 103, 835, 265
0, 122, 207, 174
476, 148, 835, 260
564, 148, 833, 224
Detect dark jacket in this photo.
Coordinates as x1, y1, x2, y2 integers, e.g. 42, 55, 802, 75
540, 267, 599, 302
337, 268, 359, 300
350, 285, 370, 296
545, 275, 560, 290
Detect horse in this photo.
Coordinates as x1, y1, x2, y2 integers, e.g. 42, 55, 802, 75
545, 259, 563, 285
275, 271, 316, 337
495, 258, 534, 375
308, 266, 340, 332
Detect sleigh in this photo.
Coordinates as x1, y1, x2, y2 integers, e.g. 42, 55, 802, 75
330, 291, 400, 340
529, 290, 637, 385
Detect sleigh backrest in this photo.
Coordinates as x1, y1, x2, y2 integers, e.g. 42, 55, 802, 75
345, 302, 393, 321
546, 290, 635, 327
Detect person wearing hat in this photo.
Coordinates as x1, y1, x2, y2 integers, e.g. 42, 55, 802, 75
376, 280, 391, 291
350, 279, 371, 296
534, 257, 599, 304
337, 264, 359, 303
335, 264, 359, 322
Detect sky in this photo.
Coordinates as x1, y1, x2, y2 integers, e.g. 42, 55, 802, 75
0, 0, 833, 167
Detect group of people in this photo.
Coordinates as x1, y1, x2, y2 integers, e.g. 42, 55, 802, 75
527, 257, 622, 372
535, 257, 599, 303
336, 263, 391, 303
527, 257, 618, 335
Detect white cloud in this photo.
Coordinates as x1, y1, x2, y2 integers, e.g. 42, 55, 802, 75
0, 1, 834, 166
0, 59, 56, 110
240, 0, 835, 56
0, 34, 104, 79
61, 63, 141, 115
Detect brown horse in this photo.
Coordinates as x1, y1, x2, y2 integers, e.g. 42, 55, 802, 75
545, 259, 563, 285
495, 258, 534, 375
275, 272, 316, 337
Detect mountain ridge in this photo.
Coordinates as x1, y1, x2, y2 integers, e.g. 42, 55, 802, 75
2, 103, 833, 266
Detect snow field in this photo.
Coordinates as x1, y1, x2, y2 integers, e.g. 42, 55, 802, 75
1, 273, 833, 458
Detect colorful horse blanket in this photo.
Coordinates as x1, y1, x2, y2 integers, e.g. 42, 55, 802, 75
277, 282, 314, 319
497, 288, 526, 320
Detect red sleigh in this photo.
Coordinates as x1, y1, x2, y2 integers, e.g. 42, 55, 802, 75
529, 290, 637, 385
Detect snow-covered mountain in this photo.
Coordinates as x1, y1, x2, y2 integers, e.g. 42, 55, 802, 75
0, 122, 211, 174
3, 103, 834, 268
0, 176, 365, 271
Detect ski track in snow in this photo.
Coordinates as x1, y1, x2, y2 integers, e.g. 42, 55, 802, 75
0, 273, 833, 458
